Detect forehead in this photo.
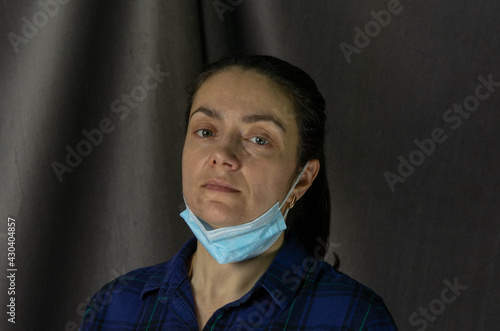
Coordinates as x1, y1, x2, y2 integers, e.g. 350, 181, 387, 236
190, 68, 296, 123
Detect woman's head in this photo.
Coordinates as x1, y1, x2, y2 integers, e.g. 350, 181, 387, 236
182, 54, 331, 260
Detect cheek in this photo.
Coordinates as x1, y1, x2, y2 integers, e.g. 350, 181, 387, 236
181, 139, 209, 193
181, 144, 197, 190
249, 167, 293, 204
182, 136, 199, 167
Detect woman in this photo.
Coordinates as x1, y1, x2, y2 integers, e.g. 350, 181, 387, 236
80, 54, 397, 330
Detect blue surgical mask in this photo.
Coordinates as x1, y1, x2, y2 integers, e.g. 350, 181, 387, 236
180, 162, 309, 264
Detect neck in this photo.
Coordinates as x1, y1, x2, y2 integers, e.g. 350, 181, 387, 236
190, 234, 284, 301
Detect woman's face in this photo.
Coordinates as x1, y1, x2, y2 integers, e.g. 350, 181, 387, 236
182, 68, 301, 228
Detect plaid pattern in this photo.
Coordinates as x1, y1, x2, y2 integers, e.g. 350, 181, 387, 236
80, 237, 397, 330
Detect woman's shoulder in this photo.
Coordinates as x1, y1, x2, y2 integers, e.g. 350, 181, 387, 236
80, 259, 180, 328
279, 236, 385, 301
87, 259, 174, 307
97, 237, 197, 295
270, 237, 397, 329
311, 260, 379, 294
298, 260, 397, 329
104, 260, 173, 292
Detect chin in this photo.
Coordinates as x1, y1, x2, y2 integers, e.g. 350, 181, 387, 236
201, 208, 248, 229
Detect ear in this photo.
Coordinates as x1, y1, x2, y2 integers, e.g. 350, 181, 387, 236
287, 159, 320, 205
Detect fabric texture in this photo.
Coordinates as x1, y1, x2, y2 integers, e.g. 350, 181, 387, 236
80, 236, 397, 330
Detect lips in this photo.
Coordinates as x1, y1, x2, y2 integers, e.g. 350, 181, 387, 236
202, 179, 240, 193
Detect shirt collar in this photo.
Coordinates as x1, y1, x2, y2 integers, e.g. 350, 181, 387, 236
141, 237, 196, 299
140, 235, 312, 310
256, 235, 311, 310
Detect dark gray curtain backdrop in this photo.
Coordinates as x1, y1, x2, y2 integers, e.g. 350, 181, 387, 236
1, 1, 498, 330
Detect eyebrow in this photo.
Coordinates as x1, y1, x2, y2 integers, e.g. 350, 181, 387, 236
190, 107, 286, 132
190, 107, 223, 120
242, 114, 286, 132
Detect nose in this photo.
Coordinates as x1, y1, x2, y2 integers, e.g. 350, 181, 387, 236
209, 135, 240, 170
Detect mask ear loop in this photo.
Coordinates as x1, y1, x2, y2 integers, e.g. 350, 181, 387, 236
280, 161, 310, 219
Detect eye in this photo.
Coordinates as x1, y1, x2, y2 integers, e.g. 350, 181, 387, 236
249, 136, 269, 146
195, 129, 214, 138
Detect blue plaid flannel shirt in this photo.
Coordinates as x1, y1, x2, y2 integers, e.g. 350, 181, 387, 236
80, 236, 397, 330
